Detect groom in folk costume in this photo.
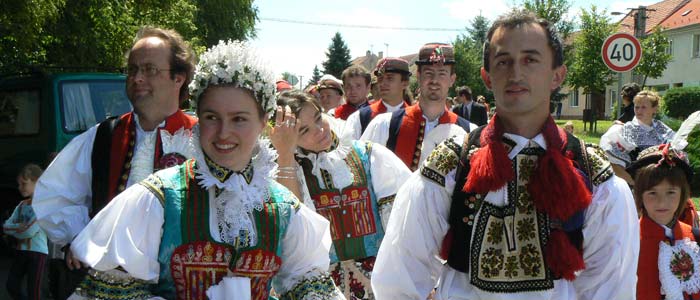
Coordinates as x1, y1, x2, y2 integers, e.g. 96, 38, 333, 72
360, 44, 476, 171
371, 9, 639, 300
32, 27, 197, 281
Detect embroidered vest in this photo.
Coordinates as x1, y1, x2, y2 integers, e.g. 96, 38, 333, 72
335, 102, 368, 120
421, 128, 613, 292
297, 141, 384, 263
143, 159, 298, 300
91, 110, 197, 217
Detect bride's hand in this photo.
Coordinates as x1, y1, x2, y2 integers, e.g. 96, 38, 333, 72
270, 105, 299, 160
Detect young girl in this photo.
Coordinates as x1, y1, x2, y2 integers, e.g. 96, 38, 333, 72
3, 164, 48, 300
630, 144, 700, 300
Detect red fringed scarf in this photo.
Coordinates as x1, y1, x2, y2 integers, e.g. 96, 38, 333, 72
464, 114, 592, 280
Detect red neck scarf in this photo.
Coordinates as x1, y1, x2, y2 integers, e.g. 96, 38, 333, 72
394, 104, 459, 170
464, 114, 592, 280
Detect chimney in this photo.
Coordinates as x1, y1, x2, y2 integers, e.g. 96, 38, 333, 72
366, 50, 371, 57
378, 51, 383, 59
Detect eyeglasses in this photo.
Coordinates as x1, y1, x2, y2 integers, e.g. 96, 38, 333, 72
126, 64, 171, 77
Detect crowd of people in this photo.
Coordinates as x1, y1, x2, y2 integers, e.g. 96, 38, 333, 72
2, 7, 699, 300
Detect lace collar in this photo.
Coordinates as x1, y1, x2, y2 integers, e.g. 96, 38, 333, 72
296, 130, 355, 190
190, 127, 278, 246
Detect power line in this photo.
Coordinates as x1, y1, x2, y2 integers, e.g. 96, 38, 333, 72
260, 17, 464, 32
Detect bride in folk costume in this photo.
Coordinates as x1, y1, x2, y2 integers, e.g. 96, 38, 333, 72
67, 40, 344, 300
270, 90, 411, 299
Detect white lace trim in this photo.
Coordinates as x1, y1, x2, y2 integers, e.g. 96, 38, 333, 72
658, 238, 700, 299
160, 127, 197, 160
296, 143, 355, 190
129, 131, 157, 185
191, 127, 279, 247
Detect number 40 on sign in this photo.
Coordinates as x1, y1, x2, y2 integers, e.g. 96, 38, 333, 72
601, 33, 643, 72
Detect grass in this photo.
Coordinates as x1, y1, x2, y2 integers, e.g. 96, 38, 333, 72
555, 119, 614, 144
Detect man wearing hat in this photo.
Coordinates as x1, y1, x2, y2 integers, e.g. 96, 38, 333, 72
317, 74, 345, 115
333, 65, 371, 120
342, 57, 414, 140
360, 45, 475, 171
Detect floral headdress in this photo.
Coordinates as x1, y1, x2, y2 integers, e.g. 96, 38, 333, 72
188, 40, 276, 115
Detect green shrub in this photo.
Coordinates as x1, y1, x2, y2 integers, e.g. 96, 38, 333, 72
663, 86, 700, 119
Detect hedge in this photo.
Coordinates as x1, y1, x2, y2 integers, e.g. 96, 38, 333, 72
663, 86, 700, 119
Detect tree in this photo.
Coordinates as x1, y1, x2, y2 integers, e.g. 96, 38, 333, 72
568, 6, 615, 131
467, 14, 490, 54
453, 15, 491, 102
281, 72, 298, 86
322, 32, 352, 78
0, 0, 65, 72
193, 0, 258, 47
637, 26, 672, 88
309, 65, 322, 85
522, 0, 575, 104
0, 0, 259, 74
568, 6, 616, 95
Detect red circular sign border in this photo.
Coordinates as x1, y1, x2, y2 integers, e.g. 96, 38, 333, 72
601, 33, 642, 72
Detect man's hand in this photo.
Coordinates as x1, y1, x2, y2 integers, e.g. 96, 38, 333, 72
64, 245, 86, 270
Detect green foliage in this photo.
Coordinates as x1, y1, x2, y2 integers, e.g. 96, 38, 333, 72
0, 0, 65, 72
453, 15, 491, 100
309, 65, 322, 85
568, 6, 616, 95
193, 0, 258, 47
637, 26, 672, 88
1, 0, 258, 74
322, 32, 352, 79
521, 0, 575, 71
663, 87, 700, 119
281, 72, 298, 86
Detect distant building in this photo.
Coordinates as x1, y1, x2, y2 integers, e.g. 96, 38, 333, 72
560, 0, 700, 120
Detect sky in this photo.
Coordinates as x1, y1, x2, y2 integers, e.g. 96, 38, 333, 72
250, 0, 659, 87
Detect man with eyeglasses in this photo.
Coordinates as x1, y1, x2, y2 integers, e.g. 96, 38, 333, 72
32, 26, 197, 298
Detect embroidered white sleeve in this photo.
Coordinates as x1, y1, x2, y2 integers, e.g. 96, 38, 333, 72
341, 110, 363, 141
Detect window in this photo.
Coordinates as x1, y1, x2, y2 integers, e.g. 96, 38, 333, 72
693, 34, 700, 58
666, 39, 673, 57
61, 80, 131, 132
610, 89, 617, 109
570, 90, 579, 107
0, 90, 40, 136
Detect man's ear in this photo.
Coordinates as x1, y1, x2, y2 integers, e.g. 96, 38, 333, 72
480, 67, 492, 90
551, 65, 567, 90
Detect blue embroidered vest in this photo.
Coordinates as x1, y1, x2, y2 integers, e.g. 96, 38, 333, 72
143, 159, 298, 300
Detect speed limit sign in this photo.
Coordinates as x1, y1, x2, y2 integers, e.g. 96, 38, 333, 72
601, 33, 642, 72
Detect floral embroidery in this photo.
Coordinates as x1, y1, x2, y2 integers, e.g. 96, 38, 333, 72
671, 250, 695, 281
486, 221, 503, 244
481, 248, 504, 278
505, 256, 519, 278
518, 157, 536, 181
516, 189, 533, 214
519, 244, 542, 277
517, 218, 536, 241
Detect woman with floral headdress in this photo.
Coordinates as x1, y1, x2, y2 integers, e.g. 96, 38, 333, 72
66, 40, 343, 300
270, 90, 410, 300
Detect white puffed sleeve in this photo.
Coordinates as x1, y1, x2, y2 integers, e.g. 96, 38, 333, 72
70, 183, 164, 281
369, 143, 411, 228
33, 125, 98, 246
371, 171, 454, 299
573, 175, 639, 300
341, 110, 363, 141
359, 113, 391, 146
273, 204, 345, 299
